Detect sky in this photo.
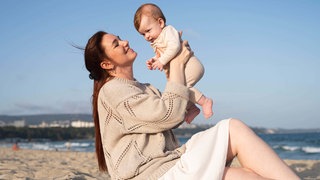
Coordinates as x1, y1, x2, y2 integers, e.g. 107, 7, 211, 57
0, 1, 319, 129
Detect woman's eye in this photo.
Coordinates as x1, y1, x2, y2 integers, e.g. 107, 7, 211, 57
114, 41, 119, 48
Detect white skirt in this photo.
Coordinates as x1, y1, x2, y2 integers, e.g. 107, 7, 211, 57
159, 119, 230, 180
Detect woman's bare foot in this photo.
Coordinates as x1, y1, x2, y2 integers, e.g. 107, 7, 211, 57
185, 104, 200, 124
198, 96, 213, 119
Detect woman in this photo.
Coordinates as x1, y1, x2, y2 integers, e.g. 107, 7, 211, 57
84, 31, 299, 180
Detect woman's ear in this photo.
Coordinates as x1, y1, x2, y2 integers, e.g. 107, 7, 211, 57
158, 18, 165, 29
100, 60, 114, 70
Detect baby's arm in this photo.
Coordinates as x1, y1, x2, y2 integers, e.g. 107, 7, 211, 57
157, 25, 181, 65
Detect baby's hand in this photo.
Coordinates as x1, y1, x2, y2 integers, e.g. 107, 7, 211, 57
152, 59, 164, 71
146, 58, 155, 70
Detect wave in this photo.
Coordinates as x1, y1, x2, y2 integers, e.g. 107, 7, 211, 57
281, 145, 300, 151
0, 140, 95, 152
301, 147, 320, 154
273, 145, 299, 151
69, 142, 91, 147
31, 143, 53, 151
273, 145, 320, 154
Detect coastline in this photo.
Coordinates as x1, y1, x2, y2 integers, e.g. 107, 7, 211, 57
1, 147, 319, 179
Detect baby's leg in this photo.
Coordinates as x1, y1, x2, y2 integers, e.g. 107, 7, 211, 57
184, 56, 204, 88
185, 56, 213, 119
184, 56, 204, 104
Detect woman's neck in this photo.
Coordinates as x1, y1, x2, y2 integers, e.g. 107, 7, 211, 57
114, 66, 134, 80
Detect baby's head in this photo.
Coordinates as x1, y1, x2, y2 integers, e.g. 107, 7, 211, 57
134, 3, 166, 42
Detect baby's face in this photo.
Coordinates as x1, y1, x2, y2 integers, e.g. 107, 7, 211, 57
138, 15, 164, 43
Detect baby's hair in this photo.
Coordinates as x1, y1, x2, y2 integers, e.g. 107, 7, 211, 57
134, 3, 166, 31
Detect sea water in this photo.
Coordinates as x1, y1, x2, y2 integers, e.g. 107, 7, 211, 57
178, 132, 320, 160
1, 132, 319, 160
259, 132, 320, 160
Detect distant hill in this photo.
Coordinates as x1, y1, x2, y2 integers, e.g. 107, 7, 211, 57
1, 114, 319, 134
0, 114, 92, 125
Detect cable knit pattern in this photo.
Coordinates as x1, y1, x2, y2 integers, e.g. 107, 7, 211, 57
97, 77, 189, 180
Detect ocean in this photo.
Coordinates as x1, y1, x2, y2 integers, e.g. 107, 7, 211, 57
259, 132, 320, 160
1, 132, 320, 160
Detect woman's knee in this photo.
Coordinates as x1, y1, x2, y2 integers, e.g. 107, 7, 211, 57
229, 118, 255, 138
229, 118, 247, 129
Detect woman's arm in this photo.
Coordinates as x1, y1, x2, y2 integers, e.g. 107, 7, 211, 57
100, 81, 189, 133
122, 83, 189, 132
101, 42, 193, 133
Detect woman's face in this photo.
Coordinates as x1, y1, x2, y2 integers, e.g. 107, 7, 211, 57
101, 34, 137, 67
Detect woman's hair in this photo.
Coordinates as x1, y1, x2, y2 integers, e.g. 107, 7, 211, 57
84, 31, 111, 172
134, 3, 166, 31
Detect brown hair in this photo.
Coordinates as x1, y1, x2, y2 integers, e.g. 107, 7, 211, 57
84, 31, 112, 172
134, 3, 166, 31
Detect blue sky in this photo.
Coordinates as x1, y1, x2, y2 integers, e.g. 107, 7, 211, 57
0, 1, 319, 129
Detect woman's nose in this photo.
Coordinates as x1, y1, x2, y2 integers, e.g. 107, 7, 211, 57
121, 40, 129, 46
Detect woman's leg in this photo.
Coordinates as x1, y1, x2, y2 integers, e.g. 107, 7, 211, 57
223, 119, 299, 180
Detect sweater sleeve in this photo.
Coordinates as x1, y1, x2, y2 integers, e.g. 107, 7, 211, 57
157, 25, 181, 65
101, 81, 189, 133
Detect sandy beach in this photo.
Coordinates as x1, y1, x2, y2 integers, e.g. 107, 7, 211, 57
1, 147, 319, 180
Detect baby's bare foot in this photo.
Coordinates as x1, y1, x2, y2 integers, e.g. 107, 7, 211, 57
202, 98, 213, 119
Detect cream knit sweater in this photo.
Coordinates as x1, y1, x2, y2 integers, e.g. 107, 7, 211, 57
98, 77, 190, 180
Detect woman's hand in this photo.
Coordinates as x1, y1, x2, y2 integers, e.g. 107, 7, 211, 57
169, 40, 193, 68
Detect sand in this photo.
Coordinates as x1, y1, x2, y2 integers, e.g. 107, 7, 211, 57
231, 158, 320, 180
0, 147, 110, 180
1, 147, 319, 180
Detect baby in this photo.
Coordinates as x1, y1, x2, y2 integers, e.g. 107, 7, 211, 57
134, 3, 213, 123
